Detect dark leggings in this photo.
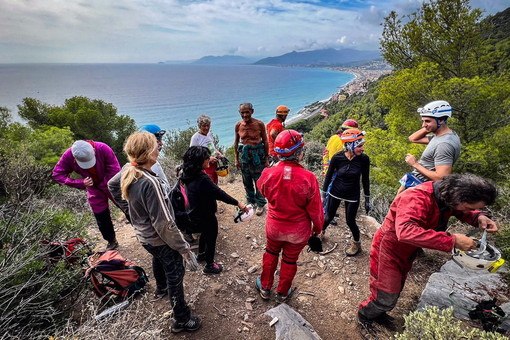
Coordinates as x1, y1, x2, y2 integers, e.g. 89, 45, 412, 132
198, 215, 219, 265
322, 196, 360, 241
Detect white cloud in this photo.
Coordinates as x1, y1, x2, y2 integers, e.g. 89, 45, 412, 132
0, 0, 507, 63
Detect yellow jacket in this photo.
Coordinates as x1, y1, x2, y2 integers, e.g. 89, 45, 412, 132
322, 134, 344, 174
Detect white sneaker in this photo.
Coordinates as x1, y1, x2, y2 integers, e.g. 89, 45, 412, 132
255, 206, 265, 216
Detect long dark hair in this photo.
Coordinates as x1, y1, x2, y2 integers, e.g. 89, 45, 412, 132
182, 146, 211, 176
437, 173, 497, 209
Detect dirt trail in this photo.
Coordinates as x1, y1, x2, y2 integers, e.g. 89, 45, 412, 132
87, 179, 445, 340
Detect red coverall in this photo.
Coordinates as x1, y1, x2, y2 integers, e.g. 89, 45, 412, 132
256, 161, 324, 295
266, 119, 284, 157
358, 182, 482, 319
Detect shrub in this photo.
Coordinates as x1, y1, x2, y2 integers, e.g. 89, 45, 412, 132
0, 203, 89, 339
302, 141, 323, 173
395, 306, 507, 340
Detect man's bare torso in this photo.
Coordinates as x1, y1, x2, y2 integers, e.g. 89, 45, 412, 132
236, 119, 265, 146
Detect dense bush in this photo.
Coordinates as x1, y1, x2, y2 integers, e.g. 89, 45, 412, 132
0, 203, 89, 339
395, 306, 507, 339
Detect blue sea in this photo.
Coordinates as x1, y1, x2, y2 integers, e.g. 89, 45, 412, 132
0, 63, 354, 146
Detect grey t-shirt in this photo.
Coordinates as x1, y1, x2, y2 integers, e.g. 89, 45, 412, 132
413, 131, 461, 182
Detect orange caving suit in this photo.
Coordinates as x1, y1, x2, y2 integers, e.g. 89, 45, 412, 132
257, 161, 324, 295
358, 182, 482, 319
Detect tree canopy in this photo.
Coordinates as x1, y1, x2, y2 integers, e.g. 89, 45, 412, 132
17, 96, 137, 163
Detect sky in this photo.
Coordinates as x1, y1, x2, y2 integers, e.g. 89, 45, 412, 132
0, 0, 508, 63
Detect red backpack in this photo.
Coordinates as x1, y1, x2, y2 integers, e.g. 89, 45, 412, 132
40, 238, 92, 265
85, 250, 148, 300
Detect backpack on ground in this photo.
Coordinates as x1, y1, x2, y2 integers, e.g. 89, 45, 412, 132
169, 178, 200, 233
40, 238, 92, 266
85, 250, 148, 300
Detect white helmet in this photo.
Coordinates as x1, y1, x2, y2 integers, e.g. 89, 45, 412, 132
233, 204, 254, 223
417, 100, 452, 118
452, 243, 502, 271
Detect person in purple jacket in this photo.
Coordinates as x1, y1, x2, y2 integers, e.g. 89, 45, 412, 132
53, 140, 122, 250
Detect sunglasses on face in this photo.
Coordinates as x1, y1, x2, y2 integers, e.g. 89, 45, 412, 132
240, 111, 251, 114
154, 130, 166, 138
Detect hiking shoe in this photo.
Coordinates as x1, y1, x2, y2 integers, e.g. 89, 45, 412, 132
373, 312, 396, 331
196, 252, 206, 262
329, 219, 338, 226
152, 289, 167, 301
171, 316, 202, 333
183, 233, 196, 243
203, 262, 223, 274
345, 240, 362, 257
357, 312, 378, 339
255, 277, 270, 300
255, 206, 265, 216
275, 288, 294, 303
106, 239, 119, 251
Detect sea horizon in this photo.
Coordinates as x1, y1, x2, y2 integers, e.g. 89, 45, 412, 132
0, 63, 354, 146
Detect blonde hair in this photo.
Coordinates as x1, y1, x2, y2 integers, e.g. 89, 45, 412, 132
121, 132, 157, 200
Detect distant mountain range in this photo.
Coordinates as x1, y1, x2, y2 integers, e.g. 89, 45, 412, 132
191, 55, 256, 65
253, 48, 381, 66
175, 48, 381, 66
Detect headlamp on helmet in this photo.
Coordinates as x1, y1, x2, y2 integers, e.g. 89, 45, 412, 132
274, 130, 305, 157
452, 242, 502, 271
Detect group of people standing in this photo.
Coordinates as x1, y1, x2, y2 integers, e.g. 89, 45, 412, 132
51, 99, 499, 335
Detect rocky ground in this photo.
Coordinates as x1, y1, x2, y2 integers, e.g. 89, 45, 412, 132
80, 178, 448, 340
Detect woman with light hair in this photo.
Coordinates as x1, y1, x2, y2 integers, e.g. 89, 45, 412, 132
108, 132, 201, 333
190, 114, 223, 184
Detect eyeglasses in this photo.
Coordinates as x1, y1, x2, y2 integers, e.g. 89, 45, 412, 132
240, 111, 251, 114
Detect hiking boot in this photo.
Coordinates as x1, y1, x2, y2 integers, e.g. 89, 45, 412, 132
171, 316, 202, 333
357, 313, 378, 340
255, 277, 270, 300
345, 240, 361, 257
183, 233, 196, 243
152, 288, 168, 301
106, 239, 119, 251
329, 219, 338, 226
275, 288, 294, 303
373, 312, 396, 331
203, 262, 223, 274
196, 252, 206, 262
255, 206, 265, 216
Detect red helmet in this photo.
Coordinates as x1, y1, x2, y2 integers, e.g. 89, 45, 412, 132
340, 128, 365, 142
274, 130, 305, 156
341, 119, 359, 130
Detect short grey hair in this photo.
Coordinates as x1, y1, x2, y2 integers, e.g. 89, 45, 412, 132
239, 102, 253, 110
197, 114, 211, 127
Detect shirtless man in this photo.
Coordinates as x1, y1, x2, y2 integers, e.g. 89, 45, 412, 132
234, 102, 269, 216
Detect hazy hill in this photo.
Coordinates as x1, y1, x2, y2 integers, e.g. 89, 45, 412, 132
253, 48, 381, 66
191, 55, 256, 65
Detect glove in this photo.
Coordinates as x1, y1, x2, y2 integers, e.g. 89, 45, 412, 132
182, 251, 199, 272
364, 196, 373, 214
307, 234, 323, 253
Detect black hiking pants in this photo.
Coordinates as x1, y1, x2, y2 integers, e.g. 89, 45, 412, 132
142, 243, 191, 323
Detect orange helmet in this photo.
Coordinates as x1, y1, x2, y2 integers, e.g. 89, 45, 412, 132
340, 128, 365, 142
274, 130, 305, 157
340, 119, 358, 130
276, 105, 290, 115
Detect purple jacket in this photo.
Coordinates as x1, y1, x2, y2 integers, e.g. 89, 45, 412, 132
52, 141, 121, 213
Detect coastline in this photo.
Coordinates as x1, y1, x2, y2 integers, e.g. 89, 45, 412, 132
286, 62, 392, 126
